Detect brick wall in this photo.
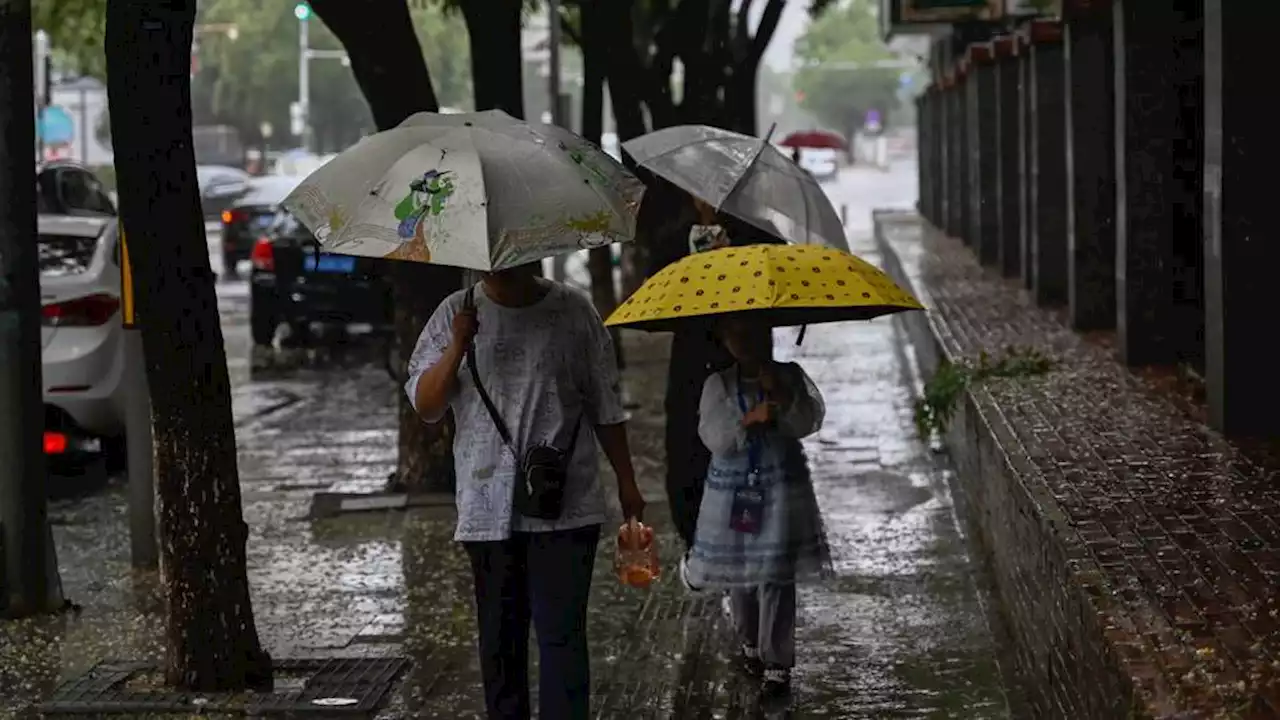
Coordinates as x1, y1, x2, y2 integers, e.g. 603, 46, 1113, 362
875, 212, 1144, 719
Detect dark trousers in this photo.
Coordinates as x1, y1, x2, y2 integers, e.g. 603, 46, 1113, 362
464, 525, 601, 720
665, 330, 733, 549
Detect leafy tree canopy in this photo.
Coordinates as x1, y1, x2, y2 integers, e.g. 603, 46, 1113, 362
792, 0, 899, 135
36, 0, 471, 150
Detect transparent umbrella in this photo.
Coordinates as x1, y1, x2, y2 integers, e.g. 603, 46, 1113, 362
622, 125, 849, 251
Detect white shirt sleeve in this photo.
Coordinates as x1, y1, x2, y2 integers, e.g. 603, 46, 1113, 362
403, 293, 461, 424
776, 362, 825, 439
698, 372, 748, 456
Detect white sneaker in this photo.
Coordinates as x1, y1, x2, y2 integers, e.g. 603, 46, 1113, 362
678, 553, 704, 593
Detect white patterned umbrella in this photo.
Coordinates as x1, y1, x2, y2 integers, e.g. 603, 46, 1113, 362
282, 110, 645, 272
622, 125, 848, 251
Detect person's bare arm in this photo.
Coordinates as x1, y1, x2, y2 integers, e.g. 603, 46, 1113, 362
595, 422, 645, 521
413, 342, 466, 422
408, 302, 477, 423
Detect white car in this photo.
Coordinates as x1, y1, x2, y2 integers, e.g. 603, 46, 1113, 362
799, 148, 839, 181
39, 215, 126, 464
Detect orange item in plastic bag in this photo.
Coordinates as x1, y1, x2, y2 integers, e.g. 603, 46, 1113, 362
615, 519, 661, 588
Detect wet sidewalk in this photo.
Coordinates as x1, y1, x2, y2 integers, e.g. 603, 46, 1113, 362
0, 192, 1011, 718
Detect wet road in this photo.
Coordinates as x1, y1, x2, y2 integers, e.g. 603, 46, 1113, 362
1, 162, 1013, 718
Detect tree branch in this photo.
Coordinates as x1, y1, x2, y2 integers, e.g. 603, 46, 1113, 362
749, 0, 787, 63
735, 0, 755, 48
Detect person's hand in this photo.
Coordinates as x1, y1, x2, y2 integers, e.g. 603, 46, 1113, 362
451, 305, 478, 348
618, 478, 646, 523
741, 402, 777, 428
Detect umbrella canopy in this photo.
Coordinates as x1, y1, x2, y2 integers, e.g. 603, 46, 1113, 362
622, 125, 848, 251
605, 243, 922, 332
282, 111, 645, 272
778, 130, 847, 150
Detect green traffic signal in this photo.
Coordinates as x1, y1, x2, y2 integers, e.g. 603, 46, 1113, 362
294, 2, 311, 20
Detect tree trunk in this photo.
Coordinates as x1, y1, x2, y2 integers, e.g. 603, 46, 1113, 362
105, 0, 271, 691
310, 0, 460, 494
578, 0, 624, 368
0, 0, 62, 619
461, 0, 525, 117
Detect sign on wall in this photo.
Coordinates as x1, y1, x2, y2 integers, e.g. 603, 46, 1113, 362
1005, 0, 1061, 18
879, 0, 1004, 39
900, 0, 1002, 22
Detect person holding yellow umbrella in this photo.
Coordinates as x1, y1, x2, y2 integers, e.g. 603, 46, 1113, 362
606, 243, 923, 700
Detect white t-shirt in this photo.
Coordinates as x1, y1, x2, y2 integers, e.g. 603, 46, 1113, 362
404, 280, 627, 542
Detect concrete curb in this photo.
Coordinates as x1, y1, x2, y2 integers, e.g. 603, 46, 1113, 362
873, 210, 1145, 720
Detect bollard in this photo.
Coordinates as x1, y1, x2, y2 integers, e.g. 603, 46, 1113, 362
119, 228, 156, 569
123, 326, 156, 568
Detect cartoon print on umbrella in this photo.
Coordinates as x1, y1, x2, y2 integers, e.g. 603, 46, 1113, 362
386, 169, 456, 262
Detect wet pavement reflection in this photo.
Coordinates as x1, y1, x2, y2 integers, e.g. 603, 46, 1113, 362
1, 164, 1014, 718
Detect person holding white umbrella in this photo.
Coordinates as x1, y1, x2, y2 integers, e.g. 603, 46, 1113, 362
283, 110, 647, 719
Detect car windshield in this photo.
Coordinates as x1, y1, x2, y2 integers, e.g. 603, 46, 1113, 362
39, 233, 100, 277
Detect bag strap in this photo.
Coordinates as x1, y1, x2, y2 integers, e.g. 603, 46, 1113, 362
463, 286, 584, 455
464, 288, 515, 451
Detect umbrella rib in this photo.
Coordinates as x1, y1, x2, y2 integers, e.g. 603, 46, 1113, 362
715, 133, 775, 213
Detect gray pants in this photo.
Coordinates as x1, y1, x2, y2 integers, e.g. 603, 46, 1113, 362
729, 583, 797, 668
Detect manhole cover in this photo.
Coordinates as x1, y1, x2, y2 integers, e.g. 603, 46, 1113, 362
39, 657, 410, 715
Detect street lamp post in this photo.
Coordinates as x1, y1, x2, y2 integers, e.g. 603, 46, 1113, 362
296, 2, 311, 152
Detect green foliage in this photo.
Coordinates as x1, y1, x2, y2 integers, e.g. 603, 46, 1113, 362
35, 0, 472, 149
792, 0, 900, 134
34, 0, 107, 79
913, 346, 1054, 439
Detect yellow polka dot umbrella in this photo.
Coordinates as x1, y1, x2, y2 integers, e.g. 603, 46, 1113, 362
605, 244, 923, 332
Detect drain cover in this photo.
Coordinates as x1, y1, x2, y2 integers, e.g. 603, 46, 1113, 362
312, 697, 359, 706
39, 657, 409, 715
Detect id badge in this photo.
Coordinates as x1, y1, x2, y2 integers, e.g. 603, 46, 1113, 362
729, 485, 765, 535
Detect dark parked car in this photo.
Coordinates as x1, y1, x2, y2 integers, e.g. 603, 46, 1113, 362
220, 175, 302, 277
197, 164, 250, 221
249, 209, 392, 347
36, 162, 117, 217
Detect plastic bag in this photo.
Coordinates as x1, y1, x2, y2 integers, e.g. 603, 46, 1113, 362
615, 519, 661, 588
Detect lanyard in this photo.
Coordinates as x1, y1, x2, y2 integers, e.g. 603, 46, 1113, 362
735, 366, 765, 478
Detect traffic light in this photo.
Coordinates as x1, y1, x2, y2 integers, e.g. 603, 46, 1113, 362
294, 2, 311, 20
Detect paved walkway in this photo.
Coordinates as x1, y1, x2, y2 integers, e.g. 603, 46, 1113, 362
1, 167, 1012, 718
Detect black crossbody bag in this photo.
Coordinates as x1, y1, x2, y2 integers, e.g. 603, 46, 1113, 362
464, 289, 582, 520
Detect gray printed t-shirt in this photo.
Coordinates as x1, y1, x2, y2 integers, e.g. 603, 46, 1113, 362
404, 280, 627, 542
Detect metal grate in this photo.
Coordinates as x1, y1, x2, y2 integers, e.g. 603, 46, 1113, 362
249, 657, 409, 714
39, 656, 409, 716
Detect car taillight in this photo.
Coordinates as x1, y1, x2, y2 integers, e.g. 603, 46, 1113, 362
44, 432, 68, 455
42, 293, 120, 327
250, 237, 275, 271
221, 208, 247, 225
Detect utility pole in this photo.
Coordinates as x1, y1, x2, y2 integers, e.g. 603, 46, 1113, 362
0, 0, 64, 617
295, 2, 311, 152
33, 29, 48, 163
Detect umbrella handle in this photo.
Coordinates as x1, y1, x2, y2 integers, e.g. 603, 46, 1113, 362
795, 325, 808, 347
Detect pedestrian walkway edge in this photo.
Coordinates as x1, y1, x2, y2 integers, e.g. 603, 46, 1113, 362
872, 210, 1145, 720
